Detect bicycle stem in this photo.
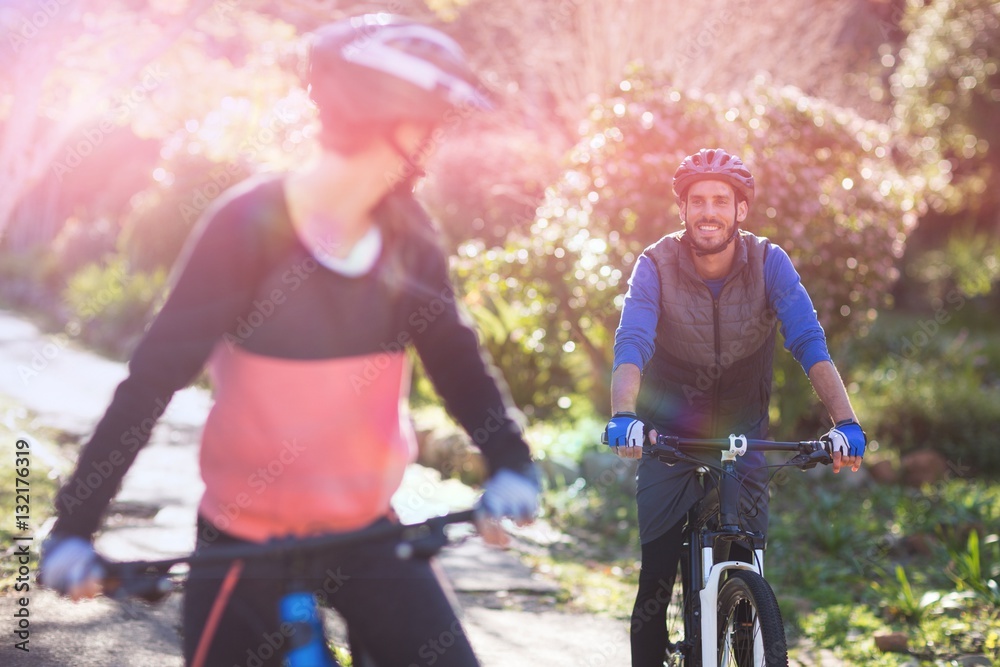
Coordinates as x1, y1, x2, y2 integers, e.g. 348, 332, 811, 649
718, 453, 741, 530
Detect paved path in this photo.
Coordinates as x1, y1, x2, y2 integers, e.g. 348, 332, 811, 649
0, 308, 630, 666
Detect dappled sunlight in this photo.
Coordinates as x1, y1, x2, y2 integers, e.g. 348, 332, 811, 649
0, 2, 997, 662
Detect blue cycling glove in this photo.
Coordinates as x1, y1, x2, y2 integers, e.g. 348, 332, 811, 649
40, 534, 104, 596
823, 419, 867, 458
476, 466, 541, 523
602, 411, 646, 450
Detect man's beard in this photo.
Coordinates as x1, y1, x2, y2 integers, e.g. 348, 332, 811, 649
687, 216, 736, 255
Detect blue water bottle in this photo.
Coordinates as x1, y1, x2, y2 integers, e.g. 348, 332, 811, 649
280, 591, 336, 666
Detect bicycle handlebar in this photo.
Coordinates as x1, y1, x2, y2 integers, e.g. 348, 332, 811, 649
102, 509, 476, 603
645, 434, 833, 468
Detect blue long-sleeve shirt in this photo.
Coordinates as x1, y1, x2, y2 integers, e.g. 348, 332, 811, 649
613, 242, 831, 375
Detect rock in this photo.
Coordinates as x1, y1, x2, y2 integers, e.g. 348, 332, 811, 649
873, 631, 909, 654
414, 426, 487, 486
900, 449, 949, 487
956, 656, 993, 666
867, 459, 898, 485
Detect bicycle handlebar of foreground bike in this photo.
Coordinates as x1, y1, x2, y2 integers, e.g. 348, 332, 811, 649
645, 433, 835, 469
101, 510, 476, 603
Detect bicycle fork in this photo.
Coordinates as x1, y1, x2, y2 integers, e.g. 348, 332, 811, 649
698, 558, 764, 665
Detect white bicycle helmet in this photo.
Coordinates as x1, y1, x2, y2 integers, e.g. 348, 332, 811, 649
307, 14, 493, 129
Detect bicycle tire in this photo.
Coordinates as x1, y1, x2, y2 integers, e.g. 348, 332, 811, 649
716, 570, 787, 667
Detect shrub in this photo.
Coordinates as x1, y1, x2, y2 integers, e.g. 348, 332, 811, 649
455, 68, 926, 417
63, 257, 166, 357
891, 0, 1000, 214
119, 154, 252, 273
855, 321, 1000, 477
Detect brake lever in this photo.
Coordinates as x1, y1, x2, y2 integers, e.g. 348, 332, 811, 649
647, 442, 682, 466
811, 449, 834, 466
787, 449, 833, 470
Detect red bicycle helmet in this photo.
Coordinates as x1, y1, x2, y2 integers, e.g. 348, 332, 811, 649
306, 14, 492, 129
672, 148, 755, 206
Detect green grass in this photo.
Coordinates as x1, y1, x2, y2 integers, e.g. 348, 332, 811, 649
766, 471, 1000, 665
534, 446, 1000, 665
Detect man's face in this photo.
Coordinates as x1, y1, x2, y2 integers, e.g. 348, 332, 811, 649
680, 179, 748, 254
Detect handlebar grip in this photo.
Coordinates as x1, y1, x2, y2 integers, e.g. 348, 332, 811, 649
104, 573, 174, 603
102, 559, 175, 603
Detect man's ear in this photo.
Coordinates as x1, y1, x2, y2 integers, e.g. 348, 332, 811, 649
678, 199, 687, 223
736, 199, 749, 223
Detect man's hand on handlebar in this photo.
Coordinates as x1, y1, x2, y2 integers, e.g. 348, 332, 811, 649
823, 419, 867, 473
603, 412, 650, 459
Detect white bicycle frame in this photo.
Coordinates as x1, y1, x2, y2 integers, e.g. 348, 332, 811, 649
697, 436, 768, 666
698, 549, 766, 665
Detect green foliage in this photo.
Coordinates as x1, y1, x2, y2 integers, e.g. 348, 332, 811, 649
892, 0, 1000, 213
767, 470, 1000, 664
63, 257, 167, 357
543, 477, 638, 552
450, 243, 608, 417
332, 645, 352, 666
799, 603, 887, 650
853, 317, 1000, 476
527, 414, 606, 465
873, 565, 942, 624
946, 531, 1000, 607
422, 125, 567, 249
911, 230, 1000, 299
120, 154, 253, 272
454, 68, 926, 418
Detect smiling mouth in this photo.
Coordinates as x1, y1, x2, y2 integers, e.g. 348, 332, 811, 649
698, 223, 723, 232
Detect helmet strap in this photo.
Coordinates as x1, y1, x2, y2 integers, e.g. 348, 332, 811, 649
385, 130, 432, 190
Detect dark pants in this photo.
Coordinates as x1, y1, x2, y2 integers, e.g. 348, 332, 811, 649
182, 517, 479, 667
630, 520, 685, 667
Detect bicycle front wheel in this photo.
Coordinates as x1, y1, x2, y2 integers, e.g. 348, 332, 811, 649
716, 571, 787, 667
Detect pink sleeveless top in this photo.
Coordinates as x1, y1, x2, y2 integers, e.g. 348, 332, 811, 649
197, 345, 416, 542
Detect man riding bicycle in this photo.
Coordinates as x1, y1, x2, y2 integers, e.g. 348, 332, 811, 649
603, 148, 867, 667
41, 14, 539, 667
